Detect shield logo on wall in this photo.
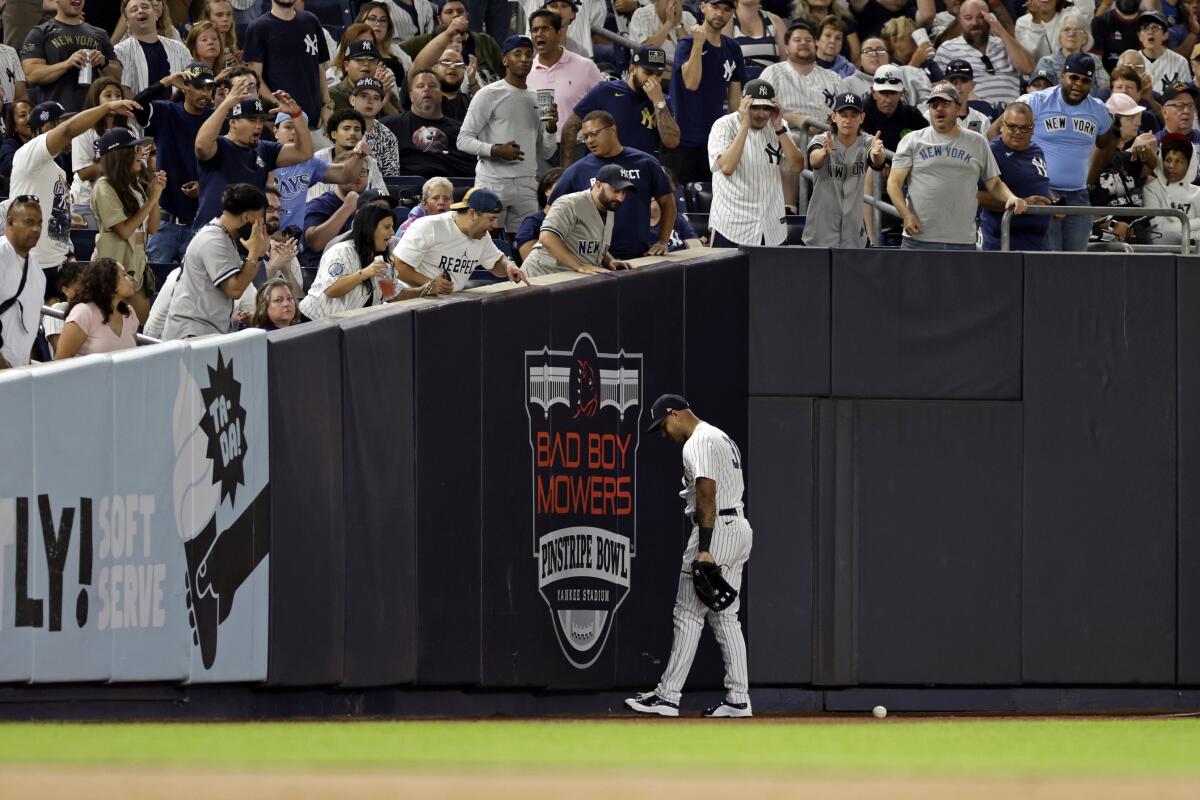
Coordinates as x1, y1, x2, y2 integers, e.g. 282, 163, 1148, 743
525, 333, 642, 669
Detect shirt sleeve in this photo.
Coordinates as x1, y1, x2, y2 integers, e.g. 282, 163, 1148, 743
730, 42, 747, 85
892, 131, 916, 170
202, 238, 242, 286
242, 19, 265, 63
572, 84, 600, 120
707, 115, 736, 173
1096, 104, 1113, 136
261, 140, 284, 171
65, 302, 99, 337
394, 220, 430, 271
806, 132, 827, 155
540, 194, 580, 240
689, 435, 725, 481
19, 23, 46, 61
675, 211, 697, 240
98, 31, 117, 61
456, 88, 494, 158
628, 8, 655, 44
91, 180, 127, 232
648, 158, 673, 198
479, 231, 503, 268
314, 16, 331, 63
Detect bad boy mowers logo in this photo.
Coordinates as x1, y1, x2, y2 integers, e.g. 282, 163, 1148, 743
526, 333, 641, 669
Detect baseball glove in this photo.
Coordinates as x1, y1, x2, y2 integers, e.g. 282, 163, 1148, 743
691, 560, 737, 611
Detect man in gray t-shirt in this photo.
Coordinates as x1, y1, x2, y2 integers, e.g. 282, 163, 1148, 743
887, 82, 1028, 250
163, 184, 270, 340
523, 164, 636, 277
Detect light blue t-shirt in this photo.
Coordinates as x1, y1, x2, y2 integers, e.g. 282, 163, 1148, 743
1026, 86, 1113, 191
274, 158, 329, 231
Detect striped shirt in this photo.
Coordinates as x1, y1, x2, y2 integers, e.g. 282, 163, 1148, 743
758, 60, 843, 120
680, 421, 745, 516
934, 36, 1021, 104
305, 146, 387, 200
732, 11, 779, 70
1141, 49, 1190, 95
298, 240, 382, 321
706, 112, 787, 246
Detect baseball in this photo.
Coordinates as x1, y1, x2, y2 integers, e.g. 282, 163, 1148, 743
872, 705, 888, 719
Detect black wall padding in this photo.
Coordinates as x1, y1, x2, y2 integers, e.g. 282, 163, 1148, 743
337, 309, 418, 687
1022, 254, 1176, 684
746, 397, 814, 685
831, 249, 1022, 399
414, 299, 482, 685
1177, 257, 1200, 683
812, 399, 855, 686
853, 400, 1022, 684
748, 248, 830, 396
266, 322, 345, 685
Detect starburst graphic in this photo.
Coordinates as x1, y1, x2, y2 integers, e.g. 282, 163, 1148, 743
198, 351, 248, 506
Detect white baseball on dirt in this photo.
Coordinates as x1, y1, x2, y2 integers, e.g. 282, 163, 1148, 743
872, 705, 888, 719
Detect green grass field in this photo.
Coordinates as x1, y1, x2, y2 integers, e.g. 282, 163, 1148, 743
1, 718, 1199, 777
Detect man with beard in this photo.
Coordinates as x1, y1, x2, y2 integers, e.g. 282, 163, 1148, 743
244, 0, 332, 133
405, 0, 504, 86
458, 35, 558, 233
133, 62, 218, 263
888, 82, 1027, 250
667, 0, 746, 183
978, 101, 1052, 251
527, 8, 603, 161
564, 46, 680, 165
1093, 0, 1146, 73
552, 109, 676, 257
935, 0, 1034, 105
1021, 53, 1114, 250
194, 80, 314, 232
383, 69, 476, 178
707, 79, 803, 246
760, 22, 843, 130
432, 47, 472, 119
114, 0, 192, 96
523, 163, 635, 276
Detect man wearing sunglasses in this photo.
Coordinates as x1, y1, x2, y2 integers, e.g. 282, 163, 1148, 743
864, 64, 929, 153
935, 0, 1034, 105
978, 102, 1052, 250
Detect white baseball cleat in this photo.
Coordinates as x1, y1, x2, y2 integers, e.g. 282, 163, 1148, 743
702, 700, 753, 718
625, 691, 680, 717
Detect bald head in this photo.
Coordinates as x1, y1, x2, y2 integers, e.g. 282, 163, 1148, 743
959, 0, 991, 45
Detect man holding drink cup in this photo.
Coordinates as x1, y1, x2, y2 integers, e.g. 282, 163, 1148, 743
527, 6, 604, 166
21, 0, 121, 112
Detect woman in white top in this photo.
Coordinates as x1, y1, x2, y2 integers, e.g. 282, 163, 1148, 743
71, 78, 132, 230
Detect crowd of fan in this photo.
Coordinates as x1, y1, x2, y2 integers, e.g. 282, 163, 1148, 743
0, 0, 1197, 367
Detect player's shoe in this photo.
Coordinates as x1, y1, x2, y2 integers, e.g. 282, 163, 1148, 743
624, 691, 680, 717
702, 700, 753, 718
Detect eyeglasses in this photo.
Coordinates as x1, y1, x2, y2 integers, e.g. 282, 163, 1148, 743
364, 14, 388, 23
1001, 121, 1034, 133
1165, 103, 1196, 112
861, 47, 887, 56
979, 53, 996, 75
580, 125, 613, 140
438, 59, 466, 67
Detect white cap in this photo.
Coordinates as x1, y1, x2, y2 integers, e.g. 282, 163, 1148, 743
872, 64, 905, 92
1106, 91, 1147, 116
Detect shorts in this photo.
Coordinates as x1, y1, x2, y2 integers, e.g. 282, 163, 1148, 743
475, 176, 539, 234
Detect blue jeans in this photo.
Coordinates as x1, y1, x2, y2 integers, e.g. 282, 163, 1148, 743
146, 217, 196, 264
900, 238, 977, 251
1046, 188, 1092, 252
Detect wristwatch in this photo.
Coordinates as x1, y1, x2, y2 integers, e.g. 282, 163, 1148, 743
655, 99, 667, 111
775, 121, 789, 136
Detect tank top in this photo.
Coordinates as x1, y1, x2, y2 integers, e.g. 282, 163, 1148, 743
732, 11, 778, 70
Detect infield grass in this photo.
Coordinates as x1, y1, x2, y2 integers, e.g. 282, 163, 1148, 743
1, 718, 1199, 777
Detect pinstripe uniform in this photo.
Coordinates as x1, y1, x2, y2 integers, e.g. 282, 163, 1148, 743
654, 422, 753, 707
707, 112, 787, 246
297, 240, 384, 320
758, 61, 843, 119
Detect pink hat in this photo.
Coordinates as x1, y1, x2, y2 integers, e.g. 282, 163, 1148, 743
1106, 92, 1147, 116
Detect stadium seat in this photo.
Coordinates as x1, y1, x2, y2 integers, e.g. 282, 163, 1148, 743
685, 182, 712, 214
785, 215, 806, 245
70, 228, 96, 260
450, 177, 475, 202
687, 213, 709, 244
384, 175, 426, 205
492, 235, 513, 259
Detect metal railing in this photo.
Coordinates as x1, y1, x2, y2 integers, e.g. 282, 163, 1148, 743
1000, 206, 1193, 256
41, 305, 162, 346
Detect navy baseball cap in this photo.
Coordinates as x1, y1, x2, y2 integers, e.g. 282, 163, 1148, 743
1162, 82, 1200, 103
346, 39, 380, 60
1063, 52, 1095, 78
502, 35, 533, 54
95, 128, 152, 157
632, 45, 667, 73
833, 91, 863, 112
647, 393, 689, 432
229, 98, 269, 119
1029, 67, 1058, 87
596, 163, 636, 191
1137, 10, 1169, 30
945, 58, 974, 80
352, 77, 385, 96
451, 186, 504, 212
183, 61, 216, 87
30, 101, 68, 132
357, 188, 398, 209
743, 78, 776, 106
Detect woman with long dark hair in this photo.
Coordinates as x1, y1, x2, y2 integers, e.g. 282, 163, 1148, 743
54, 258, 140, 358
71, 78, 131, 229
299, 204, 423, 319
0, 99, 34, 187
89, 128, 166, 324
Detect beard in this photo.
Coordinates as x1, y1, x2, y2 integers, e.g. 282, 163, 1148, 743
964, 28, 988, 47
440, 76, 463, 94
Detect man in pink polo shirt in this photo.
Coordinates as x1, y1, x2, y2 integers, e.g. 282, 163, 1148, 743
527, 4, 603, 166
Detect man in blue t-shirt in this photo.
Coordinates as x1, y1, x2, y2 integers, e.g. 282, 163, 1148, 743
133, 62, 216, 263
666, 0, 746, 183
244, 0, 332, 133
194, 82, 315, 229
563, 46, 681, 166
1022, 52, 1115, 250
273, 110, 373, 231
978, 102, 1053, 251
299, 155, 371, 269
551, 110, 677, 258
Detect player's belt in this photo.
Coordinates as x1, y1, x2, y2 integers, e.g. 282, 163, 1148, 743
690, 508, 744, 523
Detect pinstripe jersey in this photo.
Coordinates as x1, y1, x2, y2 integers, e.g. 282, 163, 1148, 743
1141, 49, 1190, 94
934, 36, 1021, 104
297, 240, 383, 321
758, 60, 843, 119
680, 421, 745, 515
706, 112, 787, 246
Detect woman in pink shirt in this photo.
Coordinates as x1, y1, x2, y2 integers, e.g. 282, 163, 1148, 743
54, 258, 140, 359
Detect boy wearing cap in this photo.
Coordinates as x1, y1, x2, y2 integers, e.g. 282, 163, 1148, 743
523, 163, 633, 276
194, 80, 315, 231
804, 92, 885, 248
243, 0, 332, 132
458, 35, 558, 233
926, 59, 993, 134
707, 78, 803, 246
1019, 52, 1114, 250
391, 187, 528, 294
563, 45, 680, 165
1139, 11, 1190, 93
349, 76, 401, 178
330, 40, 401, 117
887, 82, 1027, 250
527, 7, 604, 152
666, 0, 747, 184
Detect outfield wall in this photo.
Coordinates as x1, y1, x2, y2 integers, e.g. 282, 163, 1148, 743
3, 246, 1200, 713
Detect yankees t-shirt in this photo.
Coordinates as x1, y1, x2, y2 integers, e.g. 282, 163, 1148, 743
980, 138, 1051, 250
1023, 87, 1112, 191
10, 133, 70, 268
523, 189, 614, 276
384, 111, 475, 178
134, 84, 211, 222
196, 137, 284, 230
551, 147, 673, 259
243, 11, 331, 125
892, 125, 1000, 245
20, 20, 118, 111
572, 80, 669, 156
669, 35, 746, 148
393, 211, 503, 291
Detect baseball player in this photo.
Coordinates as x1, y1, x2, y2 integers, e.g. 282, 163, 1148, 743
803, 92, 886, 248
522, 164, 635, 277
706, 78, 804, 247
391, 187, 528, 295
626, 394, 754, 718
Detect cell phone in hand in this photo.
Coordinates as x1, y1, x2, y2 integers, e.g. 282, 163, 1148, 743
283, 225, 302, 239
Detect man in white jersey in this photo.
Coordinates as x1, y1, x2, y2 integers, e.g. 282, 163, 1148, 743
391, 187, 528, 295
626, 394, 753, 718
707, 78, 804, 247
